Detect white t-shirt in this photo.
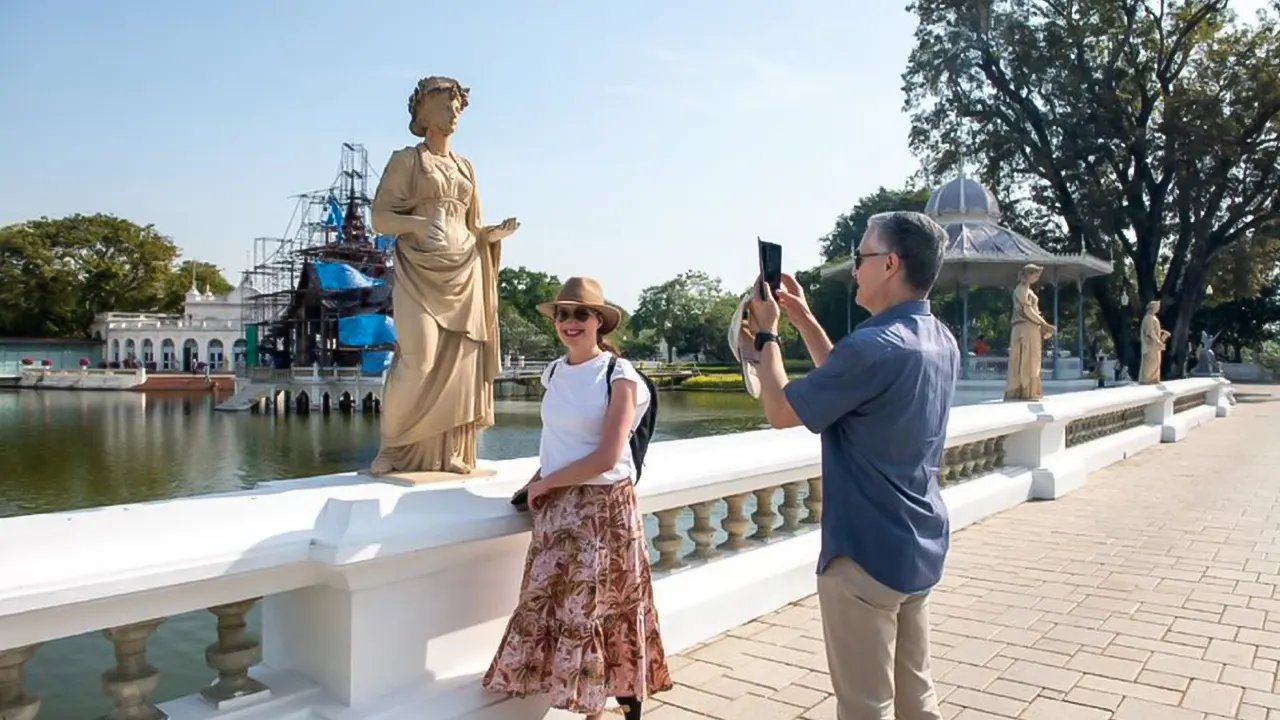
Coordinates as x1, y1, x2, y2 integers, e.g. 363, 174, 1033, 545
538, 352, 651, 486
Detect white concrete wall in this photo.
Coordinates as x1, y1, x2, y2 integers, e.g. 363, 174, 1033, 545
0, 378, 1232, 720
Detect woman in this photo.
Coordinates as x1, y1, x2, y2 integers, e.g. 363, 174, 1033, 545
369, 75, 520, 475
482, 277, 672, 719
1005, 263, 1055, 400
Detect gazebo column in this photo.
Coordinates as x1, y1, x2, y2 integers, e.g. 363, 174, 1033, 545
1076, 277, 1086, 372
1051, 268, 1062, 380
960, 274, 971, 380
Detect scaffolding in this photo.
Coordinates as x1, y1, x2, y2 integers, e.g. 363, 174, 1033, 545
240, 142, 395, 370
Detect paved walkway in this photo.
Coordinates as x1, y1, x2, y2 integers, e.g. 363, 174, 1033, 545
648, 385, 1280, 720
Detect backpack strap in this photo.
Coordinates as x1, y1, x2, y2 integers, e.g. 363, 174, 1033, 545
606, 355, 617, 402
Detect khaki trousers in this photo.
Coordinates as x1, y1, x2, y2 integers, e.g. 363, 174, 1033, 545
817, 557, 942, 720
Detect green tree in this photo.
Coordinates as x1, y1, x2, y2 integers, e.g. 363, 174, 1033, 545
1193, 281, 1280, 361
498, 266, 562, 320
618, 327, 662, 360
818, 186, 934, 263
903, 0, 1280, 377
497, 266, 562, 354
631, 270, 734, 361
498, 304, 557, 358
0, 214, 184, 337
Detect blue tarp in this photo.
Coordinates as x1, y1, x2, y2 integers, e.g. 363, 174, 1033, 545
339, 314, 396, 347
313, 261, 384, 292
324, 195, 344, 231
375, 234, 396, 252
362, 350, 393, 375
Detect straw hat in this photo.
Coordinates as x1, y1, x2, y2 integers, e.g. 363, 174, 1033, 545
536, 277, 623, 335
727, 291, 762, 399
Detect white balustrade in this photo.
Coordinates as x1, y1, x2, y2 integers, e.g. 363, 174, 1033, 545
0, 378, 1231, 720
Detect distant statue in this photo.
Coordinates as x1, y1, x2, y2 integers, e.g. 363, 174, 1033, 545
369, 76, 521, 479
1195, 329, 1220, 376
1005, 264, 1055, 400
1139, 301, 1170, 384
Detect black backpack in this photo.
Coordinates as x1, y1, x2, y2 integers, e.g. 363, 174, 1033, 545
547, 355, 659, 483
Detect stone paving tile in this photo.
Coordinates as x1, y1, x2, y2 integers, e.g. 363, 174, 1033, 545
662, 385, 1280, 718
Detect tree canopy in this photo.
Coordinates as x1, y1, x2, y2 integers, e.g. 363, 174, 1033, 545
0, 214, 232, 338
903, 0, 1280, 375
818, 186, 934, 263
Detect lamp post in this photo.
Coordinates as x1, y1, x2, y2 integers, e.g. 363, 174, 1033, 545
1205, 284, 1214, 337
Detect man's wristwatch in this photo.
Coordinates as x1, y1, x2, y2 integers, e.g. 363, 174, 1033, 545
754, 331, 780, 352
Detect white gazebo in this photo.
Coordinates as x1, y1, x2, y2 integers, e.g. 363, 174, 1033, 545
821, 174, 1113, 380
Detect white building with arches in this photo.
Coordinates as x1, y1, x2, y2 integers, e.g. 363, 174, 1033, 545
90, 281, 257, 372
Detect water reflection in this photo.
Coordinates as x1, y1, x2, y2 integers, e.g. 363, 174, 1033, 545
0, 389, 766, 517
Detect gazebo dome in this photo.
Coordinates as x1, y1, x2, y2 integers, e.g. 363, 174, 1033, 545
925, 176, 1001, 223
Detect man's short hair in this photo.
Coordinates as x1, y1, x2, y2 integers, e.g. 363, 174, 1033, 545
868, 211, 947, 294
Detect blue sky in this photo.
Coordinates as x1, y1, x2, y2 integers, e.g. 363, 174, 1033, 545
4, 1, 937, 308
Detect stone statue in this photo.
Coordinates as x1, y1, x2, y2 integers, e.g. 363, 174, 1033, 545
1139, 301, 1170, 384
368, 76, 520, 480
1004, 264, 1055, 401
1195, 329, 1220, 376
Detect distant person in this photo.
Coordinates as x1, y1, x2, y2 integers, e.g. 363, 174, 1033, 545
483, 277, 671, 720
974, 334, 989, 356
748, 211, 958, 720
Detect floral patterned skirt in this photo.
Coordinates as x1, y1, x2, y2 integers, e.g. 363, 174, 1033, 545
482, 480, 674, 713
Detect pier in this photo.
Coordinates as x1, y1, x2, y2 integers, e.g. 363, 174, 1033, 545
213, 361, 700, 413
0, 378, 1241, 719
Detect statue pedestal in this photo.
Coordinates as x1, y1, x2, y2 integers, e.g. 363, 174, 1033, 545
361, 468, 498, 487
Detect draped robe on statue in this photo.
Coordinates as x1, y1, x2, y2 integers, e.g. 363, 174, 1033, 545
1139, 312, 1166, 385
1004, 282, 1049, 401
369, 146, 502, 475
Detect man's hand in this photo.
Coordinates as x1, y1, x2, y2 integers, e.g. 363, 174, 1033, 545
776, 274, 814, 326
749, 275, 781, 333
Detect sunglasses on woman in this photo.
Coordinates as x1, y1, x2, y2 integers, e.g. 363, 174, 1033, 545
555, 307, 597, 323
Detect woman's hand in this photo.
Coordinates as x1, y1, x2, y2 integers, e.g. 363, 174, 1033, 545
525, 478, 553, 508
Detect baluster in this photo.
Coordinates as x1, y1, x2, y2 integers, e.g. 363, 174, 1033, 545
101, 619, 165, 720
939, 447, 955, 485
684, 501, 719, 562
802, 477, 823, 524
0, 644, 40, 720
749, 487, 779, 541
778, 481, 806, 534
201, 599, 270, 709
964, 442, 980, 477
651, 509, 686, 571
717, 493, 752, 552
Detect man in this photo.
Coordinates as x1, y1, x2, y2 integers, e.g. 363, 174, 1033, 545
749, 211, 959, 720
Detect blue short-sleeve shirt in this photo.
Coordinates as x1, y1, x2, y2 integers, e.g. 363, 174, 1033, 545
783, 299, 959, 595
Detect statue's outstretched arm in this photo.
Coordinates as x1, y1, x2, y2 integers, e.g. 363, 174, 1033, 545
461, 156, 519, 245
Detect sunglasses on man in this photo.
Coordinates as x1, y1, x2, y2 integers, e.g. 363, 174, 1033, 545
853, 251, 892, 270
